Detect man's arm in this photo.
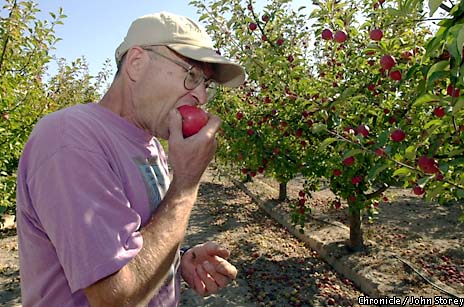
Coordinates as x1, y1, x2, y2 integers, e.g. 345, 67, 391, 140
84, 110, 221, 306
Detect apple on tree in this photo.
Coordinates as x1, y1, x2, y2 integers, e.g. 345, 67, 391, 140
390, 129, 405, 142
249, 22, 257, 31
321, 29, 333, 40
380, 54, 396, 70
369, 29, 383, 41
177, 105, 208, 138
417, 156, 440, 174
334, 30, 347, 43
389, 70, 402, 81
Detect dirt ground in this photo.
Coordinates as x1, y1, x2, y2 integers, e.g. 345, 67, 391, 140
250, 171, 464, 300
1, 165, 463, 306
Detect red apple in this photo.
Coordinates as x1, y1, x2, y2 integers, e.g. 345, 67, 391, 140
276, 38, 284, 46
389, 70, 402, 81
321, 29, 333, 40
369, 29, 383, 41
434, 107, 446, 118
262, 14, 270, 22
333, 169, 342, 176
236, 111, 244, 120
375, 148, 385, 156
418, 156, 440, 174
343, 156, 355, 167
413, 186, 425, 195
380, 54, 396, 70
391, 129, 405, 142
177, 105, 208, 138
249, 22, 257, 31
351, 176, 363, 185
356, 124, 370, 137
447, 85, 460, 97
334, 30, 347, 43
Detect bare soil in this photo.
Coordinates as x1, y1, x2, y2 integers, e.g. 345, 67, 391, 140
250, 172, 464, 301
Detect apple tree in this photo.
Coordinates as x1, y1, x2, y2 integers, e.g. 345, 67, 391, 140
191, 0, 324, 206
309, 0, 464, 250
0, 0, 110, 219
192, 0, 463, 251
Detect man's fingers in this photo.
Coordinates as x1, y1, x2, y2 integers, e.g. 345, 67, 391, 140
204, 241, 230, 259
196, 262, 218, 295
168, 109, 183, 140
202, 114, 222, 139
202, 261, 230, 288
214, 257, 238, 280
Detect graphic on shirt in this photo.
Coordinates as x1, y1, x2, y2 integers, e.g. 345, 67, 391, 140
134, 155, 170, 214
133, 155, 178, 292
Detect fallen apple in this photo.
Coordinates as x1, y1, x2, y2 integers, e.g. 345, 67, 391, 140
177, 105, 208, 137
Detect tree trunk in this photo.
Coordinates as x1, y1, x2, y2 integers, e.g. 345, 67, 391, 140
279, 182, 287, 201
349, 209, 365, 251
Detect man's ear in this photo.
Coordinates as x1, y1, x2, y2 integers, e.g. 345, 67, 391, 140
123, 47, 149, 82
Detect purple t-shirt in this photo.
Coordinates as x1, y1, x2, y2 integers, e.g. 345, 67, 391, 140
16, 103, 181, 306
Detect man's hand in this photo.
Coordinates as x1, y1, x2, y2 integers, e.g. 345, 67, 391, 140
181, 242, 237, 296
168, 109, 221, 190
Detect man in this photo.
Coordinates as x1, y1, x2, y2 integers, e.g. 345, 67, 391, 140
16, 11, 245, 306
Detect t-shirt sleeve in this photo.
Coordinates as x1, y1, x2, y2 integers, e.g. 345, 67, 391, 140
27, 146, 143, 293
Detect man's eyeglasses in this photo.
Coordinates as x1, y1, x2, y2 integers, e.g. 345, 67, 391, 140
143, 48, 217, 101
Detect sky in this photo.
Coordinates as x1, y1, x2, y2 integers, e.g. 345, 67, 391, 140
35, 0, 311, 78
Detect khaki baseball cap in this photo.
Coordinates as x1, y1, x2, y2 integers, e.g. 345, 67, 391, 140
115, 12, 245, 87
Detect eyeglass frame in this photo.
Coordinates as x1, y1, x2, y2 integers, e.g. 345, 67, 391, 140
142, 46, 217, 100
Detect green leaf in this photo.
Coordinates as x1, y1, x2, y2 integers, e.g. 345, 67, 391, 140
447, 148, 464, 157
393, 167, 412, 177
452, 97, 464, 115
413, 93, 441, 107
428, 0, 444, 15
456, 26, 464, 60
312, 123, 327, 134
319, 137, 337, 150
424, 119, 443, 129
343, 149, 364, 159
378, 131, 389, 147
368, 164, 389, 181
456, 189, 464, 199
417, 176, 431, 187
425, 185, 446, 202
426, 60, 449, 80
448, 25, 464, 63
404, 145, 417, 161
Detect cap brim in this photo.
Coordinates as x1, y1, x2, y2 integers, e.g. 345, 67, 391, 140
167, 44, 245, 87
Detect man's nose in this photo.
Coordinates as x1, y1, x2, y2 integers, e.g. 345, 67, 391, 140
191, 82, 209, 105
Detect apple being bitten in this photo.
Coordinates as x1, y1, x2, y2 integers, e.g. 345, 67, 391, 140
177, 105, 208, 138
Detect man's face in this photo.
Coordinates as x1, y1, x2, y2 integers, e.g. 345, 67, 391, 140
132, 46, 215, 139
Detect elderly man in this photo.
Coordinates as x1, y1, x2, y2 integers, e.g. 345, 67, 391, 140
16, 11, 245, 306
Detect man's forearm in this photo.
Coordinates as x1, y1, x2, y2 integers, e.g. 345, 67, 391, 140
84, 181, 199, 306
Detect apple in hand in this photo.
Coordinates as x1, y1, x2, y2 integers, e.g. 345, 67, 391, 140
177, 105, 208, 137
